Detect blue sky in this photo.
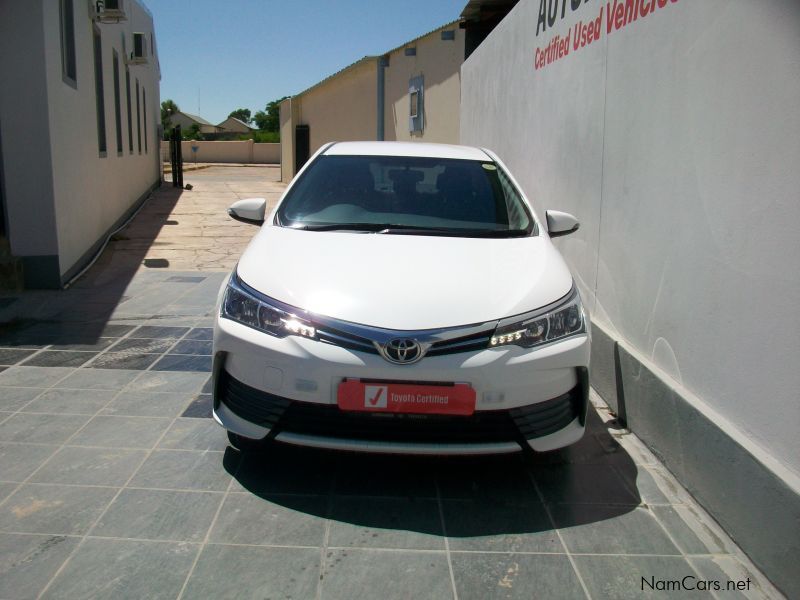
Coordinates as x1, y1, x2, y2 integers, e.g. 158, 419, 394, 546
146, 0, 466, 124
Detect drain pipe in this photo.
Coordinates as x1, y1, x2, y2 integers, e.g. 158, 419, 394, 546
377, 55, 389, 141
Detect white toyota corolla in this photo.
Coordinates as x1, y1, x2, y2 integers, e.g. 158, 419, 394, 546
213, 141, 589, 455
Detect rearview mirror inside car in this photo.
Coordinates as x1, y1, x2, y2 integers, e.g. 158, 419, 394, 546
228, 198, 267, 225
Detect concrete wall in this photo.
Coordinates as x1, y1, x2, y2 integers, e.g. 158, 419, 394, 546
460, 0, 800, 594
384, 26, 464, 143
279, 97, 297, 182
304, 61, 379, 157
0, 0, 60, 285
279, 23, 465, 183
159, 141, 280, 164
0, 0, 161, 287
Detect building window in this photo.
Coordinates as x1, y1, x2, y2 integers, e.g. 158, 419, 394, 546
136, 79, 141, 154
113, 50, 122, 154
143, 88, 148, 153
408, 75, 424, 134
60, 0, 77, 86
93, 26, 107, 155
126, 67, 133, 153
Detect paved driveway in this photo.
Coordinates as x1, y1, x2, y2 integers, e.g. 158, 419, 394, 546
0, 171, 782, 599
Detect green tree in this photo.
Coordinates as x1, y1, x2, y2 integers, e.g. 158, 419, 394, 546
228, 108, 252, 124
161, 99, 179, 136
253, 96, 288, 133
181, 123, 203, 141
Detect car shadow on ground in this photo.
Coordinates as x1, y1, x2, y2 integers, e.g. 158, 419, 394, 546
226, 405, 641, 540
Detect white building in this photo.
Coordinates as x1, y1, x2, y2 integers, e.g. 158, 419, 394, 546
0, 0, 161, 288
460, 1, 800, 596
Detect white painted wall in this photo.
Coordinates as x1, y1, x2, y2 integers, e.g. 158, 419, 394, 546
40, 0, 161, 278
159, 140, 280, 164
0, 0, 59, 259
383, 26, 464, 143
461, 0, 800, 474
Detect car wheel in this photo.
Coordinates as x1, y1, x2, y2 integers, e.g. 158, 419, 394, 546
227, 431, 268, 453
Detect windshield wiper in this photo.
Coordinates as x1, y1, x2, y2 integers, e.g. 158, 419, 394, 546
292, 223, 530, 237
293, 222, 389, 232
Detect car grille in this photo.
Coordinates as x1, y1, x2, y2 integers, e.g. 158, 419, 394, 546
217, 370, 582, 445
316, 323, 494, 358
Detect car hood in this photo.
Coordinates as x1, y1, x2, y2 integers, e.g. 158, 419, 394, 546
236, 226, 574, 330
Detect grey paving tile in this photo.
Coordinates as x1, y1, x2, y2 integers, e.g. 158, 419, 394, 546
169, 339, 212, 355
129, 449, 237, 491
166, 275, 207, 283
688, 556, 776, 599
54, 369, 140, 390
106, 337, 175, 354
151, 354, 212, 372
552, 505, 681, 555
320, 548, 452, 600
180, 393, 212, 418
158, 417, 228, 451
328, 496, 444, 550
132, 370, 210, 393
184, 327, 213, 341
209, 493, 327, 546
0, 387, 43, 411
30, 446, 147, 486
129, 325, 190, 339
70, 416, 172, 448
0, 348, 37, 366
0, 533, 81, 600
0, 413, 90, 444
21, 351, 96, 368
88, 352, 160, 370
0, 482, 18, 503
23, 388, 112, 415
532, 463, 640, 505
93, 488, 221, 542
0, 366, 75, 388
650, 505, 736, 555
451, 553, 585, 600
182, 545, 320, 600
40, 538, 197, 600
333, 454, 437, 498
101, 391, 193, 417
45, 337, 118, 352
625, 464, 696, 506
0, 443, 58, 481
573, 555, 709, 599
437, 457, 539, 502
0, 484, 116, 534
443, 499, 562, 553
233, 447, 336, 495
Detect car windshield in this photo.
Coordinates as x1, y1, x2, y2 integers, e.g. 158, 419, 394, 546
276, 155, 536, 237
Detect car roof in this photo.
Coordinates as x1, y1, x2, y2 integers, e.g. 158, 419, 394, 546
323, 141, 492, 161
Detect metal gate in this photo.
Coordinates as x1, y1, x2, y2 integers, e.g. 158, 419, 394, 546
169, 125, 184, 188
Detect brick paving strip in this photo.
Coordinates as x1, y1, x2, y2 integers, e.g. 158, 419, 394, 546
0, 167, 785, 599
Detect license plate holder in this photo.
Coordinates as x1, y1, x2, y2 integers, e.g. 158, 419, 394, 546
337, 380, 476, 416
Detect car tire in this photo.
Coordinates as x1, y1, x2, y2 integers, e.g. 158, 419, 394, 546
227, 431, 268, 453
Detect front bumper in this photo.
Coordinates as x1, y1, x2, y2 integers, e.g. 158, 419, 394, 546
212, 316, 590, 455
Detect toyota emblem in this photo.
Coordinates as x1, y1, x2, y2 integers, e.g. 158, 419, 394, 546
380, 338, 425, 365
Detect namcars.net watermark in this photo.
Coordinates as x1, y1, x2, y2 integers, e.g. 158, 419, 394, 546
642, 575, 752, 593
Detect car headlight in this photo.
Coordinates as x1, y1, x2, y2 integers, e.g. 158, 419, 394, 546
490, 287, 585, 349
221, 274, 316, 339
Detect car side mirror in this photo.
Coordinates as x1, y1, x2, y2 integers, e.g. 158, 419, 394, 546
546, 210, 580, 237
228, 198, 266, 225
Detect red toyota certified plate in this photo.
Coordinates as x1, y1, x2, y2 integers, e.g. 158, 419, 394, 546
337, 380, 476, 416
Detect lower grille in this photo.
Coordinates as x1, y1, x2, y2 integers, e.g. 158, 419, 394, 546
217, 370, 582, 445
